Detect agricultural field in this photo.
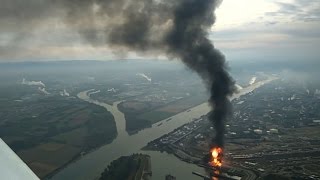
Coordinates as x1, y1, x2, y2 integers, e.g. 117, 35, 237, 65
0, 85, 117, 178
118, 93, 207, 134
18, 143, 81, 178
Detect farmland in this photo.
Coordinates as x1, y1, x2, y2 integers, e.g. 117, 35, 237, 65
0, 85, 117, 178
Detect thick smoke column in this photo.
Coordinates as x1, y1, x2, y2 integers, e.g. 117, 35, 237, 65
2, 0, 235, 147
165, 0, 235, 147
59, 0, 235, 147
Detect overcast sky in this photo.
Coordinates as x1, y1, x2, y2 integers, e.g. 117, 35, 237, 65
0, 0, 319, 63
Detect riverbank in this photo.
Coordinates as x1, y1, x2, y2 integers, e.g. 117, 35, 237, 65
44, 134, 119, 180
98, 154, 151, 180
51, 77, 277, 180
143, 78, 279, 157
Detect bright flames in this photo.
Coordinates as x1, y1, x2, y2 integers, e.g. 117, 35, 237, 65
209, 147, 223, 167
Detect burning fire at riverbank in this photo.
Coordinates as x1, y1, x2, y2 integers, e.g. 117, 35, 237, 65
209, 147, 223, 168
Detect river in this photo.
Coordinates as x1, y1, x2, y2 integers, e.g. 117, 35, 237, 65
51, 78, 276, 180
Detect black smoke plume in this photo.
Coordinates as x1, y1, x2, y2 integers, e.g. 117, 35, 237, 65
1, 0, 235, 147
165, 0, 235, 148
58, 0, 235, 147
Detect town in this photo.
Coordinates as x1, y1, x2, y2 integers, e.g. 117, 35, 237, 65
144, 79, 320, 180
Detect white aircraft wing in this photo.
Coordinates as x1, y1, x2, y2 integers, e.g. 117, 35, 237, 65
0, 138, 39, 180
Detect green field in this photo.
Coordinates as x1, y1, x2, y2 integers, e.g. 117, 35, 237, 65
18, 143, 81, 178
119, 94, 207, 133
139, 94, 207, 123
0, 88, 117, 178
52, 128, 88, 147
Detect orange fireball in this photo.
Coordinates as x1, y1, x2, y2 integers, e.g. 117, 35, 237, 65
209, 147, 223, 167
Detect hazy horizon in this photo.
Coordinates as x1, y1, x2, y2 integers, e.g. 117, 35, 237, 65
1, 0, 319, 64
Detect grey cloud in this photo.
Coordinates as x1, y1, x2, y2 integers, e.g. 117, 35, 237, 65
266, 0, 320, 22
0, 0, 60, 32
1, 0, 234, 148
276, 2, 299, 12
